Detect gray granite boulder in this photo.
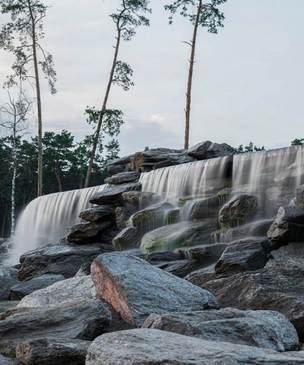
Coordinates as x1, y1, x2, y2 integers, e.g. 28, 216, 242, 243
219, 194, 259, 228
79, 205, 115, 222
106, 154, 133, 176
267, 206, 304, 248
187, 140, 236, 160
143, 308, 299, 351
104, 171, 140, 184
86, 328, 304, 365
91, 252, 219, 327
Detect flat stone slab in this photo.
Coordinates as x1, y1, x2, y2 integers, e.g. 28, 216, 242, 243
143, 308, 300, 352
91, 252, 219, 327
10, 274, 65, 300
0, 299, 111, 358
18, 275, 96, 308
86, 328, 304, 365
89, 182, 142, 205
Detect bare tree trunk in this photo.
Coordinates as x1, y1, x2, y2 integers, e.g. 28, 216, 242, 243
11, 127, 17, 236
84, 26, 122, 188
27, 0, 43, 196
184, 0, 202, 150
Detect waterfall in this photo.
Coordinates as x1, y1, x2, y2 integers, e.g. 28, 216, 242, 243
13, 185, 107, 262
140, 156, 231, 205
232, 146, 304, 217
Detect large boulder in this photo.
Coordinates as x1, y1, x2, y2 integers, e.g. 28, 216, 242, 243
143, 308, 299, 351
219, 194, 259, 228
86, 328, 304, 365
202, 242, 304, 340
79, 205, 115, 222
18, 242, 114, 281
127, 202, 173, 233
295, 184, 304, 208
187, 141, 236, 160
66, 221, 113, 244
89, 182, 142, 205
215, 239, 270, 276
91, 252, 219, 327
113, 227, 139, 250
130, 148, 195, 172
267, 206, 304, 248
140, 220, 218, 253
0, 300, 111, 357
106, 154, 133, 176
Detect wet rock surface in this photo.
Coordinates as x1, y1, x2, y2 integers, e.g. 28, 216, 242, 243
89, 182, 142, 205
187, 140, 236, 160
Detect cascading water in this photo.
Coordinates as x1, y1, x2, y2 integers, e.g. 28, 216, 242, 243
232, 146, 304, 217
140, 156, 231, 205
13, 184, 107, 262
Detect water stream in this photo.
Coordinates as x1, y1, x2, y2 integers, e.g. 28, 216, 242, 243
13, 185, 107, 262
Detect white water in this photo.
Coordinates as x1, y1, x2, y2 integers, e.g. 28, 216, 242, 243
232, 146, 304, 216
140, 156, 231, 205
13, 185, 107, 262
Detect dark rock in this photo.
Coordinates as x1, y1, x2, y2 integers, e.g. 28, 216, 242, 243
113, 227, 139, 250
0, 299, 111, 357
219, 194, 259, 228
18, 243, 114, 281
183, 196, 220, 220
122, 191, 161, 210
66, 221, 112, 244
145, 251, 182, 263
89, 182, 142, 205
130, 149, 195, 172
0, 268, 20, 300
187, 140, 236, 160
185, 264, 217, 286
295, 184, 304, 208
140, 220, 218, 253
127, 201, 173, 233
107, 154, 133, 176
215, 239, 270, 276
267, 206, 304, 248
143, 308, 299, 351
176, 243, 228, 261
91, 252, 219, 327
79, 205, 115, 222
155, 259, 199, 278
86, 328, 304, 365
104, 171, 140, 184
10, 274, 65, 300
202, 242, 304, 340
114, 206, 136, 230
15, 338, 90, 365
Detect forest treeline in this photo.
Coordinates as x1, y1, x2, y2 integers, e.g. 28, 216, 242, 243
0, 129, 119, 237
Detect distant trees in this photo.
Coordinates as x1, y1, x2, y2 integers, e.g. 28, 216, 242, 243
236, 142, 265, 154
84, 0, 151, 187
165, 0, 227, 149
291, 138, 304, 146
0, 0, 57, 196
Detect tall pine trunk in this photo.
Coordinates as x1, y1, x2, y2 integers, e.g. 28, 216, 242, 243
27, 0, 43, 196
184, 0, 202, 150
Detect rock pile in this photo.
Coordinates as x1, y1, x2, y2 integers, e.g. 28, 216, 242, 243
1, 141, 304, 364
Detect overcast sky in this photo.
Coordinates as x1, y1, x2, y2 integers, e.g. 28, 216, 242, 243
0, 0, 303, 156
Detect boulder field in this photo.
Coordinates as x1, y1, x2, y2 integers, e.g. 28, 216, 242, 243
1, 141, 304, 364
